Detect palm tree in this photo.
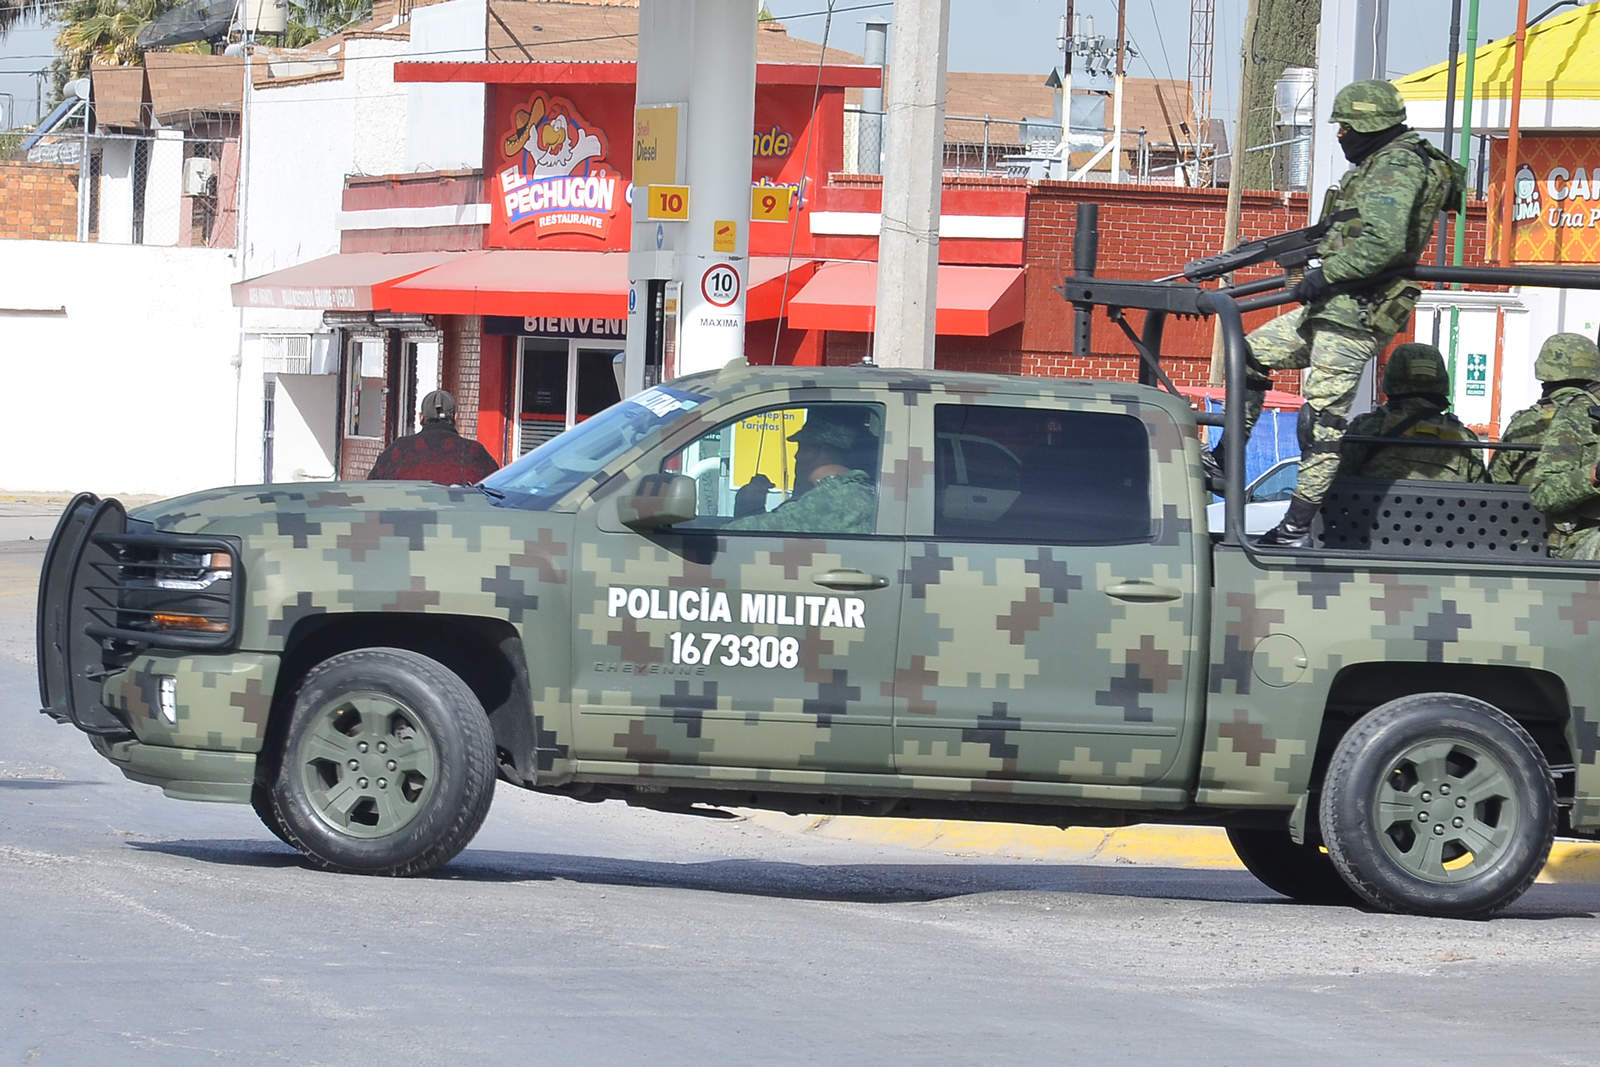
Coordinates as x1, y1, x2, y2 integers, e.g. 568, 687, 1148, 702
0, 0, 43, 42
286, 0, 371, 47
53, 0, 180, 77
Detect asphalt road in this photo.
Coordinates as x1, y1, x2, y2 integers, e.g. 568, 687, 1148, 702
5, 532, 1600, 1065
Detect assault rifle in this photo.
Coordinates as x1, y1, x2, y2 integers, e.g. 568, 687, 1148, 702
1156, 209, 1357, 284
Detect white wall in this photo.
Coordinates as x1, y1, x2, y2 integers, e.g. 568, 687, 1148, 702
0, 240, 242, 496
144, 128, 185, 247
406, 0, 487, 172
348, 37, 412, 178
98, 139, 135, 244
272, 372, 339, 481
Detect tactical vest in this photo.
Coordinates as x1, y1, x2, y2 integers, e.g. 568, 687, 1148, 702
1314, 132, 1467, 336
1356, 402, 1482, 481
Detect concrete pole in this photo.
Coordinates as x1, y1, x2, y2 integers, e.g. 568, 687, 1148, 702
1111, 0, 1126, 183
1309, 0, 1389, 213
1210, 0, 1259, 385
872, 0, 951, 370
626, 0, 758, 390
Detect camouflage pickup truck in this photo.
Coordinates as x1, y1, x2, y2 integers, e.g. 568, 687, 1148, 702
35, 356, 1597, 919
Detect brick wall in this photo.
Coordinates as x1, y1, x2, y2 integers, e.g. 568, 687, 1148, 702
824, 182, 1491, 396
340, 437, 382, 480
0, 162, 79, 241
444, 314, 483, 439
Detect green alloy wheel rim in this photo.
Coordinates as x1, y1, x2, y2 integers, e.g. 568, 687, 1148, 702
297, 692, 439, 840
1374, 737, 1521, 884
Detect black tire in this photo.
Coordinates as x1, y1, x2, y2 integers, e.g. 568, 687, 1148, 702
270, 648, 497, 876
1319, 693, 1555, 918
1226, 826, 1358, 905
251, 782, 294, 846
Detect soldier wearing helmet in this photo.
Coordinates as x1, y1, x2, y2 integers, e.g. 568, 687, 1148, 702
1488, 334, 1600, 485
725, 407, 877, 534
1203, 79, 1468, 547
1527, 334, 1600, 558
1338, 343, 1484, 481
367, 389, 501, 484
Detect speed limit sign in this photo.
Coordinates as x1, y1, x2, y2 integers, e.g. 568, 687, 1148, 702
701, 263, 741, 308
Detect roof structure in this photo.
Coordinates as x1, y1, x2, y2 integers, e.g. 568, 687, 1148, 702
485, 0, 862, 64
943, 72, 1199, 150
145, 51, 244, 118
1396, 1, 1600, 131
91, 52, 243, 127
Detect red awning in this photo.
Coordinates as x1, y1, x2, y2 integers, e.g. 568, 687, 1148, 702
376, 250, 630, 318
230, 252, 459, 311
785, 261, 1025, 336
375, 251, 813, 321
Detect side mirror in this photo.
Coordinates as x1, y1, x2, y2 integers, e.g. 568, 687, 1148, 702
617, 473, 698, 530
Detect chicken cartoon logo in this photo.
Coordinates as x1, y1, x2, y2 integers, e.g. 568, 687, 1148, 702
499, 93, 621, 239
1513, 163, 1541, 223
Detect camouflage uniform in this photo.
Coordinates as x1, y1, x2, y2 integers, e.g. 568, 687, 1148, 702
1337, 343, 1484, 481
724, 409, 877, 535
1527, 334, 1600, 559
1487, 401, 1555, 486
723, 469, 876, 534
1488, 334, 1597, 486
1232, 80, 1466, 544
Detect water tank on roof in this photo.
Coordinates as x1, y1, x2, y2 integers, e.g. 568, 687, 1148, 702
1272, 66, 1316, 191
240, 0, 288, 35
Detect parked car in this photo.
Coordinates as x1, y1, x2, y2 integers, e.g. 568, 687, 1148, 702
1206, 457, 1298, 535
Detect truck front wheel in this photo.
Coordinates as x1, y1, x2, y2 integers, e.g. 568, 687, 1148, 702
270, 648, 497, 876
1225, 826, 1356, 905
1319, 693, 1555, 918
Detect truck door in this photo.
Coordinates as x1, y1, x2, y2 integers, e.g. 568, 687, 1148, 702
571, 391, 907, 775
894, 393, 1205, 786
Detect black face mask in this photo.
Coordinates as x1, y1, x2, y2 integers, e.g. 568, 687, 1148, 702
1340, 123, 1408, 164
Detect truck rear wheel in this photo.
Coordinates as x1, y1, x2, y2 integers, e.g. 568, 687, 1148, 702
270, 648, 497, 876
1225, 826, 1356, 905
1319, 693, 1555, 918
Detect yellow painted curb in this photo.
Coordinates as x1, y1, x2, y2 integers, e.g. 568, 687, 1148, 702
743, 812, 1600, 884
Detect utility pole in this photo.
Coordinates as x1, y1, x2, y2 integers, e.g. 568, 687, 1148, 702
1111, 0, 1127, 183
872, 0, 951, 370
1059, 0, 1074, 169
1211, 0, 1259, 385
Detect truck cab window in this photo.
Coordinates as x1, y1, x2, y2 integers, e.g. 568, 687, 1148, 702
933, 404, 1151, 543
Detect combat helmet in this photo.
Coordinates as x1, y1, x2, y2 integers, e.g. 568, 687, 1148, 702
1383, 342, 1450, 397
790, 408, 871, 452
1331, 79, 1407, 133
1534, 332, 1600, 383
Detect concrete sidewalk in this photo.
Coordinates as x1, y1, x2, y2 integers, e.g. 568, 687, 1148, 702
742, 812, 1600, 885
0, 492, 166, 543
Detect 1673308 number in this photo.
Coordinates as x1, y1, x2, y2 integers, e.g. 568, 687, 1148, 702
667, 632, 800, 669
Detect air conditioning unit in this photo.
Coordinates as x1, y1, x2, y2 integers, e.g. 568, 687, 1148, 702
183, 156, 216, 197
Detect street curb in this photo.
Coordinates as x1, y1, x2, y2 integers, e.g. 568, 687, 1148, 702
739, 812, 1600, 884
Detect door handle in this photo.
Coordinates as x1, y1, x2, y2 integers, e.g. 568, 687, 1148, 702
1104, 580, 1184, 603
812, 569, 890, 590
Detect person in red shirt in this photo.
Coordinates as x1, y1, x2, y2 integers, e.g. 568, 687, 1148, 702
367, 390, 500, 484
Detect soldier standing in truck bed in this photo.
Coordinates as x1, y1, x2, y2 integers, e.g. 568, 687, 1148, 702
1202, 79, 1466, 547
1337, 343, 1483, 482
1527, 334, 1600, 559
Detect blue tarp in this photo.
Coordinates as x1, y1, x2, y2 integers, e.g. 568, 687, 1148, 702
1199, 400, 1301, 486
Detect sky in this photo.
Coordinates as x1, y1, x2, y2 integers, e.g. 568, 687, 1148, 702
761, 0, 1531, 135
0, 1, 1536, 131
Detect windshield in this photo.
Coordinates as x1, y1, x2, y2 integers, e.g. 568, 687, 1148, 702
482, 384, 712, 509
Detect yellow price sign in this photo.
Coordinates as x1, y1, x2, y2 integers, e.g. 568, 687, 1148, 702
646, 184, 691, 221
751, 186, 791, 223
